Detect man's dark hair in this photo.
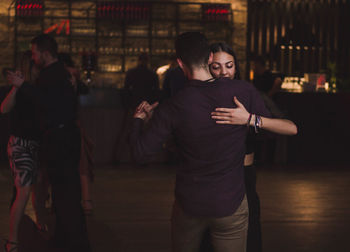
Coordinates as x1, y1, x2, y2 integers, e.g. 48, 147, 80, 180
31, 34, 58, 58
210, 42, 241, 80
175, 32, 210, 71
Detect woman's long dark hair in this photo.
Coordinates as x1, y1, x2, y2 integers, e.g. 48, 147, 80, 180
210, 42, 241, 80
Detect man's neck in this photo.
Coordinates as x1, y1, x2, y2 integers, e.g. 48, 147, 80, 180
189, 66, 213, 81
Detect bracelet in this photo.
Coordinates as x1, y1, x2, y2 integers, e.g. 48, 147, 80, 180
254, 115, 261, 133
247, 113, 252, 127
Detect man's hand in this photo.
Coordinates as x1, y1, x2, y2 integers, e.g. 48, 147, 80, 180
7, 71, 24, 88
211, 96, 249, 125
134, 101, 159, 121
143, 101, 159, 122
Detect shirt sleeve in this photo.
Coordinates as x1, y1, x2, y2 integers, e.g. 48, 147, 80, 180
129, 100, 176, 163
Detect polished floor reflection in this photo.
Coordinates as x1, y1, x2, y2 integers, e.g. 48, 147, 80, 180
0, 164, 349, 251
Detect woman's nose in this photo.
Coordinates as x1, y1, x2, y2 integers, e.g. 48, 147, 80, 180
220, 67, 228, 76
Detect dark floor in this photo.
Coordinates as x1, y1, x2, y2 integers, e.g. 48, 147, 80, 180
0, 164, 350, 252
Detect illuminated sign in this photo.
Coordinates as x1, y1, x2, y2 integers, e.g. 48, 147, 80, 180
16, 0, 43, 17
44, 20, 70, 35
97, 2, 150, 20
202, 4, 230, 22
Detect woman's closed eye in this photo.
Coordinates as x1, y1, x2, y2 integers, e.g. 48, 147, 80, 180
225, 62, 234, 69
210, 63, 221, 70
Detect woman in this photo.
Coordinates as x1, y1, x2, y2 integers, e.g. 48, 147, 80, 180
1, 51, 46, 252
204, 42, 296, 252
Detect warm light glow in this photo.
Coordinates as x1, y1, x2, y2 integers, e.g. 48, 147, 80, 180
156, 64, 170, 76
325, 82, 329, 91
249, 69, 254, 81
283, 181, 325, 221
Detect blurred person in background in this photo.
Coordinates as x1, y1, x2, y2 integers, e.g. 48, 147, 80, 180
7, 34, 91, 252
116, 53, 160, 163
252, 56, 287, 165
124, 53, 159, 110
252, 56, 283, 99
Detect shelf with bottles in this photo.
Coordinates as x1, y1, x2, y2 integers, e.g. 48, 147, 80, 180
96, 2, 151, 21
98, 36, 122, 54
178, 4, 202, 22
92, 71, 126, 89
16, 21, 42, 33
98, 65, 123, 73
98, 54, 122, 73
124, 38, 150, 56
70, 1, 95, 19
70, 19, 96, 37
56, 36, 70, 53
125, 23, 149, 38
152, 22, 176, 38
44, 8, 69, 19
152, 3, 176, 21
96, 21, 123, 38
178, 21, 204, 34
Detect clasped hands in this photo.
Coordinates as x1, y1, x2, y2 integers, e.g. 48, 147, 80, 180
134, 96, 250, 126
134, 101, 159, 122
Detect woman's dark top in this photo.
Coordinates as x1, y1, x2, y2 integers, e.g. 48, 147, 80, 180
9, 88, 41, 141
246, 128, 256, 155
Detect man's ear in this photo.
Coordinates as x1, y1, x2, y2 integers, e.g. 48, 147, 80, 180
177, 58, 190, 78
177, 58, 184, 70
208, 52, 213, 65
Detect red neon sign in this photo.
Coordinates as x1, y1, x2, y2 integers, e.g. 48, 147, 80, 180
202, 4, 230, 22
16, 0, 43, 17
44, 20, 70, 35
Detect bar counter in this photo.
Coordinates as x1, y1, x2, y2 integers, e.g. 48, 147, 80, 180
274, 90, 350, 164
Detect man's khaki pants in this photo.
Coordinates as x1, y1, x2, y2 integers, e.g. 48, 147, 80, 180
171, 196, 248, 252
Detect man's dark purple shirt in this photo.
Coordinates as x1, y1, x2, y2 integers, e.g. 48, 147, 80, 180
130, 77, 270, 217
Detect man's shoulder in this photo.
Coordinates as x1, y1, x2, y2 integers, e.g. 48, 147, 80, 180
215, 78, 254, 92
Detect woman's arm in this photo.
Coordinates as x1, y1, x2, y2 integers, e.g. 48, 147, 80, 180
211, 96, 297, 135
249, 114, 297, 135
0, 86, 18, 114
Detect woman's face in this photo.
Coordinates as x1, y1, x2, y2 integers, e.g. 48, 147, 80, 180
209, 51, 236, 79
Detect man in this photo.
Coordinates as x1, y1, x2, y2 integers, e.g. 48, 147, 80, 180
130, 32, 272, 252
7, 34, 90, 252
124, 52, 159, 110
